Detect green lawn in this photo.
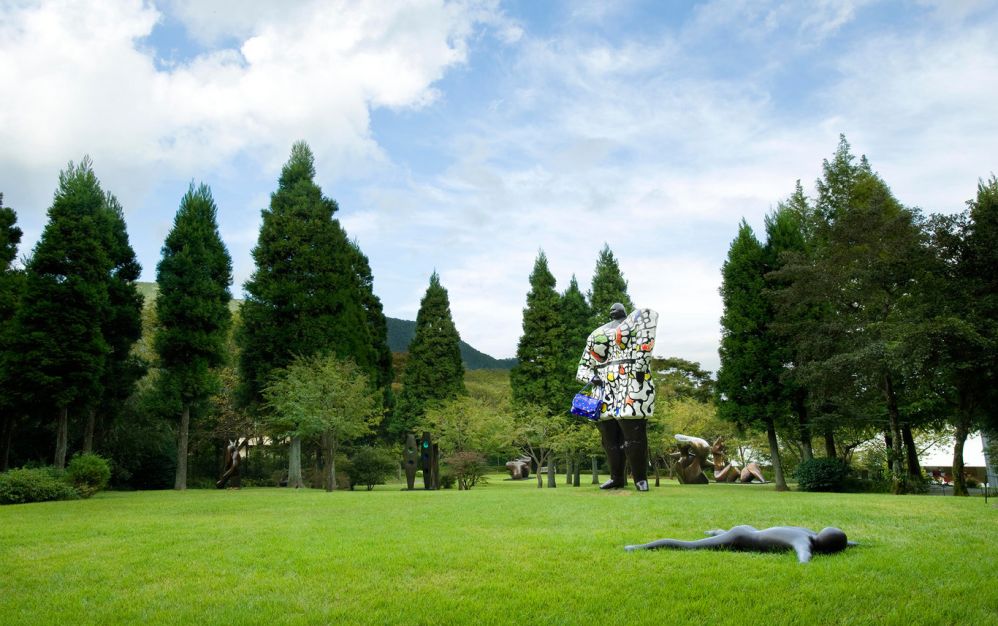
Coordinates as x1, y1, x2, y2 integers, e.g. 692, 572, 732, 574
1, 476, 994, 625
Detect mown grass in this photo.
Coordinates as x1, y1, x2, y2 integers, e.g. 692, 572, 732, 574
1, 476, 995, 625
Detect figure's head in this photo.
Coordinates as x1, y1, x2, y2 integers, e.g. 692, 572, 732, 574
814, 527, 849, 553
609, 302, 627, 320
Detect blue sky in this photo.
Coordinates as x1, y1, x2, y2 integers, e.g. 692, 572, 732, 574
2, 0, 997, 371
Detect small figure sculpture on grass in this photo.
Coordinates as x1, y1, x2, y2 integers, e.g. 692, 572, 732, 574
625, 526, 857, 563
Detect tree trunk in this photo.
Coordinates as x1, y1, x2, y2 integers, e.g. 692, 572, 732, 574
174, 402, 190, 490
793, 391, 813, 462
82, 408, 96, 454
900, 423, 922, 482
565, 460, 572, 484
322, 432, 336, 492
288, 436, 304, 489
573, 457, 581, 487
652, 455, 660, 487
591, 457, 599, 484
547, 462, 556, 488
1, 416, 14, 471
952, 416, 970, 497
883, 374, 905, 494
884, 431, 895, 473
823, 428, 836, 459
54, 406, 69, 469
536, 455, 544, 488
765, 418, 787, 491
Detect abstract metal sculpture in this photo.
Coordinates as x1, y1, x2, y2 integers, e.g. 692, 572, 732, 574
505, 456, 531, 480
672, 434, 710, 484
404, 433, 418, 490
420, 431, 440, 490
710, 437, 766, 483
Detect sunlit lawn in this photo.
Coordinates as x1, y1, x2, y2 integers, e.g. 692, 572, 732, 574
1, 475, 994, 625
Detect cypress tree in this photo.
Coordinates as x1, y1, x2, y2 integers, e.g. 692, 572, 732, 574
237, 141, 377, 486
588, 243, 633, 328
717, 220, 788, 490
511, 251, 564, 414
0, 194, 23, 470
155, 183, 233, 490
9, 159, 113, 468
393, 272, 465, 436
348, 240, 394, 415
558, 275, 592, 401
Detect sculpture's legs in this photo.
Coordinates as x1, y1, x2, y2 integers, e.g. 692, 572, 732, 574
597, 420, 627, 489
620, 418, 649, 491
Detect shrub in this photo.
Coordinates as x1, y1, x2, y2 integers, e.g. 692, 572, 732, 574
346, 447, 396, 491
438, 469, 455, 490
66, 453, 112, 498
444, 451, 489, 490
795, 457, 849, 492
0, 468, 79, 504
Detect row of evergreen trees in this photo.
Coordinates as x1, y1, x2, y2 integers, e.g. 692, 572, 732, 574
0, 142, 470, 489
716, 136, 998, 495
510, 246, 634, 416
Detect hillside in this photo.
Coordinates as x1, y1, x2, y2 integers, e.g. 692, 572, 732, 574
135, 283, 515, 370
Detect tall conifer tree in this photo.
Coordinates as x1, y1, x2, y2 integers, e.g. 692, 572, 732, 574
511, 251, 563, 414
393, 272, 465, 436
717, 220, 788, 490
9, 159, 114, 468
558, 275, 592, 401
588, 244, 633, 328
237, 142, 379, 485
155, 183, 233, 490
0, 194, 23, 470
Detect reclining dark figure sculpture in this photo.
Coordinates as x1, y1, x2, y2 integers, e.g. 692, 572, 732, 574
625, 525, 856, 563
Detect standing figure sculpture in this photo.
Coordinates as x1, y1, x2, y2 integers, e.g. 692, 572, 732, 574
711, 437, 766, 483
577, 304, 657, 491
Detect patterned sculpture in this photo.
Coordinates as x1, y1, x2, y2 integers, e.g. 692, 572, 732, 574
577, 304, 657, 491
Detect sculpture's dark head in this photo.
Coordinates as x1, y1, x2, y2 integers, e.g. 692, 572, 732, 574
609, 303, 627, 320
814, 527, 849, 554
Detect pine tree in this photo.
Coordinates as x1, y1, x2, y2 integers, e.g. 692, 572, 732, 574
8, 159, 113, 468
716, 220, 788, 490
558, 275, 592, 401
87, 193, 144, 454
588, 243, 633, 328
0, 194, 23, 470
348, 240, 394, 421
510, 251, 564, 414
238, 141, 375, 407
155, 183, 233, 490
393, 272, 465, 436
237, 141, 379, 485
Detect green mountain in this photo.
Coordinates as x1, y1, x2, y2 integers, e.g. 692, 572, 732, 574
386, 317, 516, 370
136, 282, 515, 370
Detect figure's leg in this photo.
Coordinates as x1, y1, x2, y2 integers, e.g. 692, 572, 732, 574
620, 418, 649, 491
597, 419, 626, 489
626, 528, 745, 552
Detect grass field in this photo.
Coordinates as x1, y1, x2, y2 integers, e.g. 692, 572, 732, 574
1, 476, 995, 625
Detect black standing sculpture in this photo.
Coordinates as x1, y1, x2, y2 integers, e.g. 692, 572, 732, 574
404, 433, 418, 490
420, 431, 440, 490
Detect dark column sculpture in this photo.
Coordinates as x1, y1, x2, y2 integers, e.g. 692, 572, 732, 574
420, 432, 440, 490
672, 434, 710, 484
625, 526, 856, 563
216, 439, 243, 489
404, 433, 418, 490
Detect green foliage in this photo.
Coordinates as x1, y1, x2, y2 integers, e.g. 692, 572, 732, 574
421, 395, 515, 461
65, 453, 111, 498
386, 317, 515, 370
557, 275, 592, 399
651, 357, 714, 403
443, 450, 489, 490
154, 183, 233, 402
346, 446, 396, 491
238, 141, 379, 410
511, 251, 564, 414
587, 243, 633, 329
0, 467, 78, 504
0, 194, 23, 427
795, 457, 849, 492
393, 272, 466, 436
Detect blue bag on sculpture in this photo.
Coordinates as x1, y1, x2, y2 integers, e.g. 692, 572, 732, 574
571, 383, 603, 421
